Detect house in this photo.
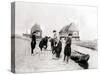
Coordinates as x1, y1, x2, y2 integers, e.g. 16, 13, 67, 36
31, 23, 42, 39
59, 22, 80, 41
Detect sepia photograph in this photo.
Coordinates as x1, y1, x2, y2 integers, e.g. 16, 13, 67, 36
11, 2, 98, 73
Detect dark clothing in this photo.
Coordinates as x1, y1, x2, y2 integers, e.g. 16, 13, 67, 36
50, 38, 59, 55
64, 45, 71, 56
31, 34, 36, 42
50, 38, 54, 48
31, 34, 36, 54
39, 37, 48, 51
55, 40, 62, 58
64, 37, 72, 57
50, 38, 62, 58
50, 38, 56, 54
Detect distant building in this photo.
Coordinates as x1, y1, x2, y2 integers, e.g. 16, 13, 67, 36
23, 23, 42, 39
31, 23, 42, 39
59, 22, 80, 41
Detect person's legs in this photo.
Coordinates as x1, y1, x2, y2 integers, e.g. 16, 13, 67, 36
45, 44, 47, 49
57, 51, 60, 58
67, 56, 70, 62
31, 48, 33, 54
57, 52, 59, 58
58, 49, 61, 58
40, 47, 42, 51
31, 42, 36, 55
55, 49, 57, 57
52, 47, 54, 54
52, 47, 55, 55
32, 46, 35, 53
67, 49, 71, 62
39, 45, 42, 51
63, 54, 66, 61
31, 42, 33, 54
56, 52, 58, 58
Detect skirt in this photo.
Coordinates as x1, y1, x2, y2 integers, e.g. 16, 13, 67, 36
64, 45, 71, 56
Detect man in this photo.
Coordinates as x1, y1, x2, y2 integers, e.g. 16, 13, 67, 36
51, 30, 62, 58
51, 30, 57, 55
31, 32, 36, 55
64, 33, 72, 63
54, 38, 62, 58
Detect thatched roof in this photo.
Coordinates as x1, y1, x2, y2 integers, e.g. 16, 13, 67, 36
31, 23, 42, 34
59, 23, 79, 34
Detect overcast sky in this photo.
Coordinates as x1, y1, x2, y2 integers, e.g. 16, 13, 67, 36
15, 2, 97, 40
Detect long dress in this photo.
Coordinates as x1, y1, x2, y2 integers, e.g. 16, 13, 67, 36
64, 37, 72, 56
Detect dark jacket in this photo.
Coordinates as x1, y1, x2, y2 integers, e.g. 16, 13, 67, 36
55, 40, 62, 58
64, 37, 72, 56
39, 37, 48, 49
31, 34, 36, 42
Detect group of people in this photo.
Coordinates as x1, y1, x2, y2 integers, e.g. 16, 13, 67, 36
31, 30, 72, 63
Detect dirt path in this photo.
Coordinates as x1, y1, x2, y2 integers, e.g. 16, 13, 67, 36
14, 37, 97, 73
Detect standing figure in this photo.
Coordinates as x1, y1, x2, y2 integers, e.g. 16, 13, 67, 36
64, 33, 72, 62
54, 38, 62, 58
31, 32, 36, 55
50, 30, 58, 55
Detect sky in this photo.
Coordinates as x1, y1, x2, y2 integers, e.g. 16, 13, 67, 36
15, 2, 97, 41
